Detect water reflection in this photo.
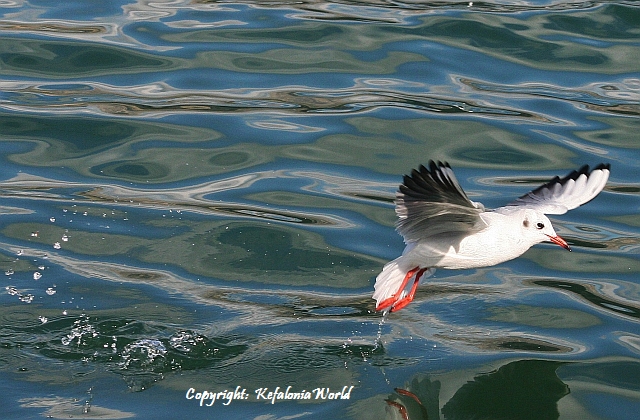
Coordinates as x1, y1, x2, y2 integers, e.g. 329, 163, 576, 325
532, 279, 640, 320
1, 81, 548, 119
0, 0, 638, 417
383, 360, 569, 420
459, 77, 640, 115
20, 395, 134, 419
2, 310, 248, 391
0, 38, 173, 77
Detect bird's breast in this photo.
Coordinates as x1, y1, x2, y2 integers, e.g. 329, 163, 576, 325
405, 226, 532, 270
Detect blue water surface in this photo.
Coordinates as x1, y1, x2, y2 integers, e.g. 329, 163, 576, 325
0, 1, 638, 419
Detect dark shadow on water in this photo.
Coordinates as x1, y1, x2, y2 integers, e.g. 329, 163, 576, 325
386, 360, 568, 420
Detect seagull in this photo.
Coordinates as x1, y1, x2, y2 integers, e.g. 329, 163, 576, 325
373, 160, 610, 313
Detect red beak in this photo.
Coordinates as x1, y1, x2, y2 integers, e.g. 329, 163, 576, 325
547, 234, 571, 251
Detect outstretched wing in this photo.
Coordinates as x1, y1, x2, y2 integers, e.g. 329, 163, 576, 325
502, 163, 610, 215
395, 160, 486, 242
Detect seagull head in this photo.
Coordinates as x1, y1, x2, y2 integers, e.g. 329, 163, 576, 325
521, 210, 571, 251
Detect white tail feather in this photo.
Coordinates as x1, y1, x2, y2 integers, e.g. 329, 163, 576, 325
372, 258, 434, 307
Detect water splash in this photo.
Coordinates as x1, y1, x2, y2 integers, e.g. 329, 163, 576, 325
61, 316, 97, 346
373, 309, 389, 351
120, 339, 167, 370
6, 285, 34, 303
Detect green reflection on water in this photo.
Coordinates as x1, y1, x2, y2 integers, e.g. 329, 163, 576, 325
486, 304, 601, 328
5, 110, 578, 184
2, 219, 379, 288
605, 214, 640, 228
0, 114, 136, 151
402, 4, 640, 73
0, 38, 173, 77
151, 220, 378, 287
334, 117, 574, 172
2, 223, 153, 258
199, 49, 426, 74
3, 113, 225, 182
576, 117, 640, 149
525, 247, 640, 274
164, 20, 415, 51
161, 5, 640, 74
544, 4, 640, 41
218, 225, 365, 272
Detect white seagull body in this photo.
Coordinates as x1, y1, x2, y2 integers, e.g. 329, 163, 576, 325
373, 161, 610, 312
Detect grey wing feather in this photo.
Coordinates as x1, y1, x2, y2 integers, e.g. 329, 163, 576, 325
502, 163, 610, 215
395, 161, 486, 242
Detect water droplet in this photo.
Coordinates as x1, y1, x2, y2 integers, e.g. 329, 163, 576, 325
373, 310, 389, 350
120, 339, 167, 370
19, 294, 34, 303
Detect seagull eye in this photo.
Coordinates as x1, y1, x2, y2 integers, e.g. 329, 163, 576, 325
536, 222, 545, 229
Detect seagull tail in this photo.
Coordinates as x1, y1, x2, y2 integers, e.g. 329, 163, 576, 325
372, 257, 434, 309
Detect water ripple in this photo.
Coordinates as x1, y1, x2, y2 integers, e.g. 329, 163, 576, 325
0, 172, 353, 227
532, 279, 640, 321
460, 77, 640, 117
0, 0, 638, 416
0, 80, 546, 120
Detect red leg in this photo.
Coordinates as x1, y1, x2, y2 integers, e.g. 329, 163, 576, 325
395, 388, 422, 405
390, 267, 429, 312
384, 399, 409, 420
376, 267, 421, 311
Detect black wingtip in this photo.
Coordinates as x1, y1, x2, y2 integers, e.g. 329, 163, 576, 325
575, 163, 611, 177
593, 163, 611, 172
524, 162, 611, 199
403, 161, 450, 183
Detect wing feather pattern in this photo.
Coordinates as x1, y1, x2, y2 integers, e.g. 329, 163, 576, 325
503, 163, 610, 215
395, 161, 485, 242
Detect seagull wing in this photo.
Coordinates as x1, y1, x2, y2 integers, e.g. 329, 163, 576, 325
395, 160, 486, 242
502, 163, 610, 215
